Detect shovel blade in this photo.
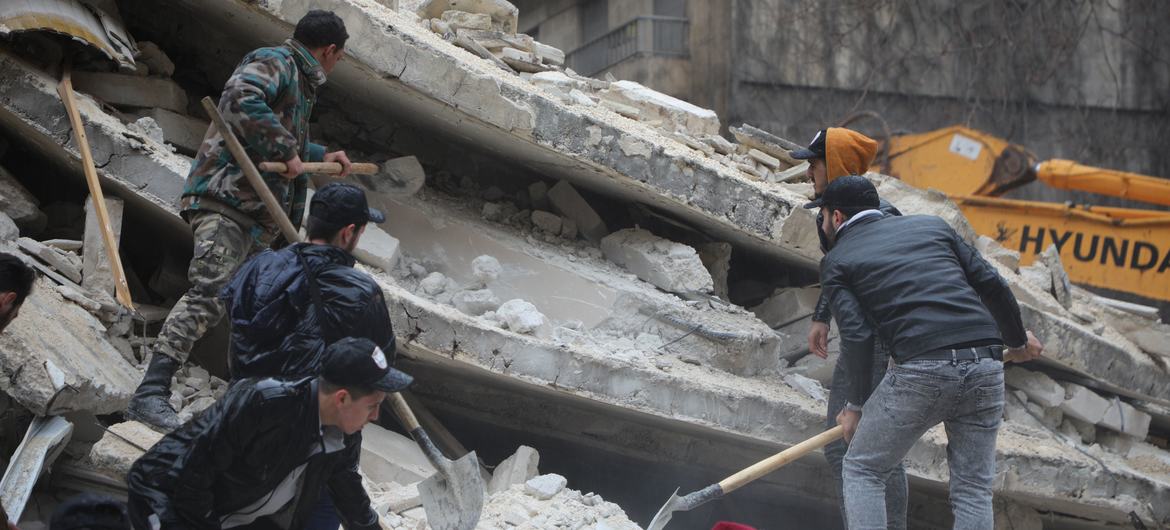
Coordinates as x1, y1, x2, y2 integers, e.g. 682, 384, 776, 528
418, 450, 485, 530
355, 156, 425, 197
646, 488, 683, 530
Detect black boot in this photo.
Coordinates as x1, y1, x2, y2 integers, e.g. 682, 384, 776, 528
126, 353, 182, 432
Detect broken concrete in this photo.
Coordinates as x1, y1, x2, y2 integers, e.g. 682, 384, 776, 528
16, 237, 83, 284
74, 421, 161, 482
1060, 382, 1112, 424
547, 181, 607, 243
1004, 366, 1065, 408
1100, 399, 1152, 439
0, 416, 73, 523
70, 71, 189, 113
353, 224, 402, 272
0, 277, 139, 415
1040, 244, 1074, 309
81, 196, 124, 297
487, 445, 539, 495
130, 108, 209, 155
600, 80, 720, 136
0, 166, 47, 237
600, 228, 713, 295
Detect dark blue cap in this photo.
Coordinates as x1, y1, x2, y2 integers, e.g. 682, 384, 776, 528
311, 183, 386, 226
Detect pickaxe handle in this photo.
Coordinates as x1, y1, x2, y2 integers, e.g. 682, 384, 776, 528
258, 161, 379, 175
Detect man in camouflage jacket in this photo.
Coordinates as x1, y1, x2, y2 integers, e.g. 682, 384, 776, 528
128, 10, 354, 432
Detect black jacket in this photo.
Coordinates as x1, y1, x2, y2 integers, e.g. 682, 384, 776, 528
221, 243, 395, 380
127, 378, 379, 530
821, 214, 1026, 405
813, 198, 902, 323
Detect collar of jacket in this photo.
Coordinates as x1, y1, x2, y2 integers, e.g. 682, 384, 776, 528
295, 242, 357, 267
284, 38, 328, 88
835, 210, 886, 243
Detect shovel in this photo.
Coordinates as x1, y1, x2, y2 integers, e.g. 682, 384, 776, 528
259, 156, 426, 197
646, 425, 844, 530
387, 392, 484, 530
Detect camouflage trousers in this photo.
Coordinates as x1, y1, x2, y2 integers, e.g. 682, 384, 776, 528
152, 210, 265, 363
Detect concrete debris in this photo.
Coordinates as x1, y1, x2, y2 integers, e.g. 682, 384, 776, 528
81, 196, 124, 297
499, 47, 548, 73
488, 445, 539, 495
1100, 398, 1152, 439
440, 10, 491, 31
130, 116, 166, 145
0, 416, 73, 523
747, 148, 781, 169
361, 424, 437, 485
130, 108, 209, 155
1097, 430, 1138, 457
547, 181, 608, 243
0, 212, 19, 243
1060, 382, 1111, 424
74, 421, 161, 482
0, 166, 47, 236
1003, 366, 1065, 408
750, 287, 819, 329
452, 288, 501, 316
16, 237, 83, 285
1039, 244, 1074, 309
43, 239, 82, 252
600, 228, 713, 294
601, 80, 719, 136
783, 373, 827, 403
974, 235, 1020, 272
524, 473, 567, 500
496, 299, 546, 334
368, 481, 422, 516
419, 271, 450, 296
728, 124, 801, 169
134, 41, 175, 77
353, 224, 402, 272
417, 0, 519, 33
533, 41, 564, 66
531, 210, 563, 234
70, 71, 189, 113
698, 242, 732, 300
0, 277, 139, 415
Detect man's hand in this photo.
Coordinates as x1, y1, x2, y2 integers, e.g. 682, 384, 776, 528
836, 408, 861, 443
280, 154, 304, 179
1004, 330, 1044, 363
808, 321, 830, 359
324, 150, 353, 177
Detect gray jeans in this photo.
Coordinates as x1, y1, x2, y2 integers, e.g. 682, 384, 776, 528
844, 358, 1005, 530
825, 344, 907, 530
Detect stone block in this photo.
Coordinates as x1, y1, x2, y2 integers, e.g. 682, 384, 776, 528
419, 272, 449, 296
974, 235, 1020, 272
530, 210, 562, 233
1017, 262, 1053, 296
81, 196, 124, 297
600, 80, 720, 136
353, 224, 401, 272
1003, 366, 1064, 408
418, 0, 519, 33
452, 288, 500, 316
132, 108, 209, 154
497, 299, 545, 334
77, 421, 163, 481
0, 165, 46, 236
749, 287, 821, 328
600, 228, 713, 294
360, 423, 436, 485
488, 445, 539, 494
17, 237, 82, 284
0, 278, 140, 415
1099, 399, 1151, 438
71, 71, 189, 113
530, 71, 576, 96
1059, 383, 1110, 424
1061, 416, 1097, 444
471, 255, 502, 285
440, 10, 491, 30
524, 473, 567, 500
698, 242, 732, 300
747, 148, 780, 169
499, 47, 546, 73
547, 181, 608, 243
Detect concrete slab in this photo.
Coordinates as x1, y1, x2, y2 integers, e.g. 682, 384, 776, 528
600, 228, 713, 295
131, 108, 209, 155
81, 196, 124, 297
70, 71, 189, 113
0, 277, 140, 415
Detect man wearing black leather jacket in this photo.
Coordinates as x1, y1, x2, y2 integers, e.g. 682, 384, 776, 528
817, 176, 1043, 530
218, 182, 394, 530
127, 337, 413, 530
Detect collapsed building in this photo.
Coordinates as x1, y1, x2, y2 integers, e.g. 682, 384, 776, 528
0, 0, 1168, 528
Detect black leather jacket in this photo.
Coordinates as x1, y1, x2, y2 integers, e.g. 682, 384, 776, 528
813, 198, 902, 323
821, 214, 1026, 405
221, 243, 395, 380
127, 378, 379, 530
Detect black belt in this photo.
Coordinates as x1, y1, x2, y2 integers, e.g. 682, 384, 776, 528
902, 345, 1003, 364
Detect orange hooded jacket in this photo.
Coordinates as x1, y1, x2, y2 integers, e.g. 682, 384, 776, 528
824, 127, 879, 182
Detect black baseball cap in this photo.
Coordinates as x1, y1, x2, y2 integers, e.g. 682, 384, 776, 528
310, 183, 386, 226
789, 129, 827, 160
322, 337, 412, 392
803, 175, 879, 210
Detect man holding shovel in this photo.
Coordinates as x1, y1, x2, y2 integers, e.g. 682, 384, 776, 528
817, 176, 1043, 529
127, 337, 411, 530
127, 10, 354, 431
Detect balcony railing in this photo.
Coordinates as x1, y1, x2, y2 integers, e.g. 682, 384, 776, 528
566, 16, 690, 77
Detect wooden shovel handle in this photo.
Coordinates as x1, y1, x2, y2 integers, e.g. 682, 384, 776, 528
258, 161, 379, 175
388, 392, 422, 432
718, 425, 844, 494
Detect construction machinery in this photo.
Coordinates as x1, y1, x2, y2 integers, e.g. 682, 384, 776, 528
874, 125, 1170, 307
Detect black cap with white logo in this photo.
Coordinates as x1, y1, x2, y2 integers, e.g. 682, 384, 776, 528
321, 337, 412, 392
789, 129, 827, 160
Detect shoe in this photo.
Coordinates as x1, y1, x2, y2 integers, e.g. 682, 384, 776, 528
126, 353, 182, 432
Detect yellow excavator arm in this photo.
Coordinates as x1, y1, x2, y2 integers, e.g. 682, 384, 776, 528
1035, 159, 1170, 208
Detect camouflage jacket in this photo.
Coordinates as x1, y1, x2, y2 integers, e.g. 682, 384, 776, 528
182, 38, 327, 244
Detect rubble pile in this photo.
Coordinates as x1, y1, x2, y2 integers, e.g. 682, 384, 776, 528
0, 0, 1169, 527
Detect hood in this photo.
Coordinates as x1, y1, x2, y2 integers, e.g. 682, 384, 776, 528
825, 127, 878, 182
